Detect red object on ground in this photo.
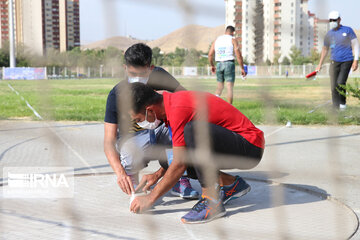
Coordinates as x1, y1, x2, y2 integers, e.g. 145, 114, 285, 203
306, 71, 317, 78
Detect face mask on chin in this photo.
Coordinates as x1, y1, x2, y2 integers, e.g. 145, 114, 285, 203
128, 76, 149, 84
137, 109, 161, 130
329, 22, 338, 30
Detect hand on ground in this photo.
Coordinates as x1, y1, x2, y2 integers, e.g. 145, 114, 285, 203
130, 195, 153, 213
135, 173, 159, 192
117, 174, 135, 195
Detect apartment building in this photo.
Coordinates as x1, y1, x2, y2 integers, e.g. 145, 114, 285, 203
225, 0, 327, 64
0, 0, 80, 55
312, 14, 329, 53
0, 0, 9, 43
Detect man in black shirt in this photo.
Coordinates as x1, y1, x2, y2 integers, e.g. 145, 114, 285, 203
104, 43, 199, 199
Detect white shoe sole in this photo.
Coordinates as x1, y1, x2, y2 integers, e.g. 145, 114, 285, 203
181, 211, 227, 224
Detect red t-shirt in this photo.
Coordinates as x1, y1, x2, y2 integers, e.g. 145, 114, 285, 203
163, 91, 265, 149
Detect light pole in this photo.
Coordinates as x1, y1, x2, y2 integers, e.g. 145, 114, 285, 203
8, 0, 16, 68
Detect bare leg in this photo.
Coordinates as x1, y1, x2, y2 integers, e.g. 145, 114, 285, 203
215, 82, 224, 97
218, 171, 236, 186
226, 82, 234, 104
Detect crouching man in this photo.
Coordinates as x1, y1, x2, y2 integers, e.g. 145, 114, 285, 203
128, 83, 264, 224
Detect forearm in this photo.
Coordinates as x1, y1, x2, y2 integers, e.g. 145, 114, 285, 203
104, 140, 125, 176
236, 50, 244, 69
318, 47, 329, 67
148, 160, 187, 203
153, 166, 166, 179
351, 38, 359, 60
209, 55, 215, 67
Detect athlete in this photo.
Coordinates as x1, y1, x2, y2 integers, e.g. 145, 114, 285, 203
128, 83, 264, 223
316, 11, 359, 110
208, 25, 247, 104
104, 43, 199, 199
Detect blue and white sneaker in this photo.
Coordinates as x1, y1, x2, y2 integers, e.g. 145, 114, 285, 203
181, 196, 226, 224
220, 176, 251, 205
171, 177, 199, 200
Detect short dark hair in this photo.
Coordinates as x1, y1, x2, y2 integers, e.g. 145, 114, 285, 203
226, 25, 235, 33
130, 82, 163, 113
124, 43, 152, 67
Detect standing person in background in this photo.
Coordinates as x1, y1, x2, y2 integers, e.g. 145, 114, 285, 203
316, 11, 359, 110
208, 25, 247, 104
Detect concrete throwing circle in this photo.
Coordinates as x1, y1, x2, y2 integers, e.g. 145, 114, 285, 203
1, 174, 358, 240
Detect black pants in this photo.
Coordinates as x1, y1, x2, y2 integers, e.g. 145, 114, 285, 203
330, 60, 353, 108
183, 122, 263, 187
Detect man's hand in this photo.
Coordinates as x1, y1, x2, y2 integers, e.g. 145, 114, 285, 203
135, 173, 160, 192
315, 65, 322, 73
130, 194, 154, 213
352, 61, 358, 72
211, 66, 216, 74
241, 68, 247, 77
117, 173, 135, 195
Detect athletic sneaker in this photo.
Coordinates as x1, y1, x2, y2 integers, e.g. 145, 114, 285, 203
171, 177, 199, 200
181, 196, 226, 224
220, 175, 251, 205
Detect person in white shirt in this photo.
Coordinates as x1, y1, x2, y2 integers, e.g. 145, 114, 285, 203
208, 26, 246, 104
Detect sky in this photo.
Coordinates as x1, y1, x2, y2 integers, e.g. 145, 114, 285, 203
80, 0, 360, 45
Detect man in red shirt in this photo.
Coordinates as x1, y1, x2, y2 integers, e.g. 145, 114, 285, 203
128, 83, 264, 223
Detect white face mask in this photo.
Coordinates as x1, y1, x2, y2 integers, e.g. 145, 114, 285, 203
329, 21, 338, 30
137, 109, 161, 130
128, 76, 149, 84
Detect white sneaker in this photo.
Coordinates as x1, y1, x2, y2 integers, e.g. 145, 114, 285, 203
339, 104, 347, 111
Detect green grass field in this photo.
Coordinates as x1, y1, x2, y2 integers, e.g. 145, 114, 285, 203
0, 77, 359, 125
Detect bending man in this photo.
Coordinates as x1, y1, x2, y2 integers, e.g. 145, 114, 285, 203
128, 83, 264, 224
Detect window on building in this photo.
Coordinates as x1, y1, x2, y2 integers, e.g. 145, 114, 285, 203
300, 41, 303, 46
291, 32, 293, 36
275, 2, 281, 6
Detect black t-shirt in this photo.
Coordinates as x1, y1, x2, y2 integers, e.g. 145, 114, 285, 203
104, 67, 181, 132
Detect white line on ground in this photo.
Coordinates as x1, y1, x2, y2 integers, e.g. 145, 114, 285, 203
7, 83, 97, 173
182, 223, 201, 240
7, 83, 43, 120
308, 100, 331, 114
49, 126, 97, 173
265, 126, 287, 138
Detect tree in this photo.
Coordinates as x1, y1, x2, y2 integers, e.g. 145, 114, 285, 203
253, 0, 264, 65
281, 56, 291, 65
289, 45, 310, 65
183, 48, 200, 66
265, 58, 272, 66
273, 53, 281, 65
152, 47, 163, 66
309, 48, 321, 65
